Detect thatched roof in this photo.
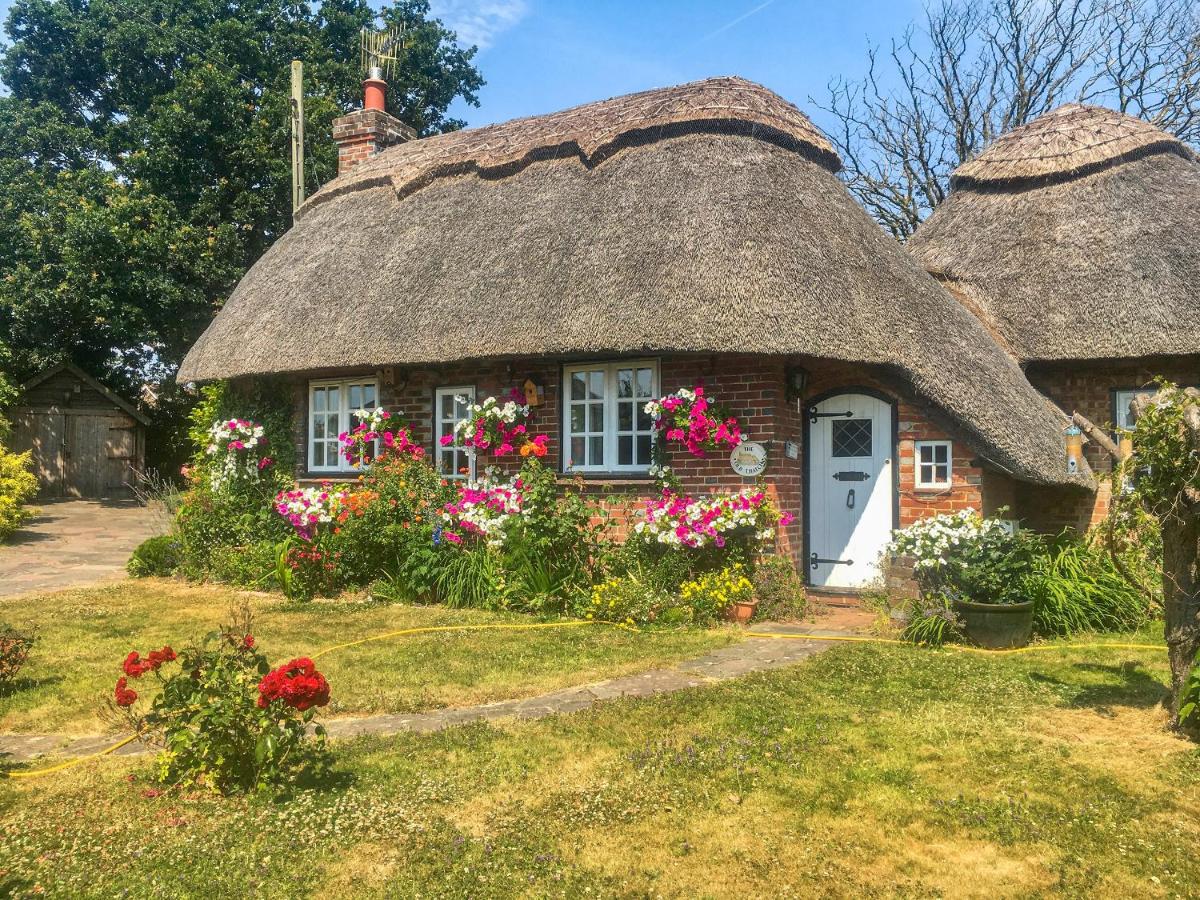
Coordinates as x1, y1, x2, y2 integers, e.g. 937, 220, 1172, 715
180, 77, 1085, 487
910, 103, 1200, 362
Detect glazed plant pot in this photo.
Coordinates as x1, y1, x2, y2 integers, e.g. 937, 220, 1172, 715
723, 599, 759, 625
952, 599, 1034, 649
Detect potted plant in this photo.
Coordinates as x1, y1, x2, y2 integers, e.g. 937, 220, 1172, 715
888, 511, 1038, 649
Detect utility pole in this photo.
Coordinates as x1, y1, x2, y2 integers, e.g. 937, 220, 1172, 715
290, 60, 305, 219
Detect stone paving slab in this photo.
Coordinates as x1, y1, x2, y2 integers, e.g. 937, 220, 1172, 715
0, 499, 166, 600
0, 627, 843, 764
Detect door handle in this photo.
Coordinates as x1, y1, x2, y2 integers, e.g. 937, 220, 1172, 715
847, 488, 855, 509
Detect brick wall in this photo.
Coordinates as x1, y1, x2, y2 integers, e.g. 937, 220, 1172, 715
1020, 355, 1200, 532
280, 352, 1003, 579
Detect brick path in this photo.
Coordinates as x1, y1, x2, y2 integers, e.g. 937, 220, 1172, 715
0, 621, 869, 764
0, 499, 165, 600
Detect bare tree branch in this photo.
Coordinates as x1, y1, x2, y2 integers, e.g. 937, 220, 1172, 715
814, 0, 1200, 239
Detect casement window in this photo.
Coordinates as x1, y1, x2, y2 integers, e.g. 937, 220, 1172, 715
1112, 388, 1157, 432
562, 360, 658, 472
435, 386, 476, 480
308, 378, 378, 472
914, 440, 952, 489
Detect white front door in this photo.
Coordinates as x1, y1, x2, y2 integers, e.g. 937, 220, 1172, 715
807, 393, 894, 589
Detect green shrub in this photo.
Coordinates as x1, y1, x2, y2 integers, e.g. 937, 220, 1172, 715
0, 623, 36, 685
1026, 532, 1151, 636
207, 540, 278, 590
127, 535, 183, 578
578, 574, 675, 625
0, 447, 38, 542
175, 483, 290, 580
751, 555, 807, 621
898, 595, 962, 646
435, 545, 510, 609
112, 606, 329, 794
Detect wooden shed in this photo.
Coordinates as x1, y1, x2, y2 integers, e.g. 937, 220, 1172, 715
9, 363, 148, 498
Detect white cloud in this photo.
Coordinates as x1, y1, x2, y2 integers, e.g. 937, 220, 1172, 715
430, 0, 530, 50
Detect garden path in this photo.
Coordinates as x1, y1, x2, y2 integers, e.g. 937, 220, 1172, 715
0, 500, 165, 600
0, 615, 873, 764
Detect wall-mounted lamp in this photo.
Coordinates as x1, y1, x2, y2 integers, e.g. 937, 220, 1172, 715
785, 365, 809, 403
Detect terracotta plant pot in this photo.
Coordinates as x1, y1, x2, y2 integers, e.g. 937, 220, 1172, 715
723, 599, 759, 625
953, 599, 1034, 649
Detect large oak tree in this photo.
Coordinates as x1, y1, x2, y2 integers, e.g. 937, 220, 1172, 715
0, 0, 483, 390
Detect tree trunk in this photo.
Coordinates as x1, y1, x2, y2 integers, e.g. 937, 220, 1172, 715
1161, 509, 1200, 731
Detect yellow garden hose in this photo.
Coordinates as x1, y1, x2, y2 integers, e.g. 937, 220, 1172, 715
2, 623, 1165, 780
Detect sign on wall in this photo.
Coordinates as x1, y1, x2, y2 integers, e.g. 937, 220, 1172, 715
730, 441, 767, 477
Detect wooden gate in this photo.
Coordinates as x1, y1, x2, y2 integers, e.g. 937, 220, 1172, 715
10, 410, 140, 498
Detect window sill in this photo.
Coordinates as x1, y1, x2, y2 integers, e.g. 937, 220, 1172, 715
557, 473, 655, 488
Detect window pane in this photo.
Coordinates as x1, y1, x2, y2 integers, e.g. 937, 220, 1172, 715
589, 436, 604, 465
618, 435, 632, 466
441, 393, 456, 418
636, 405, 652, 430
313, 388, 326, 412
588, 371, 604, 400
313, 417, 325, 439
935, 445, 949, 464
348, 385, 362, 409
588, 403, 604, 432
919, 463, 932, 484
362, 385, 375, 407
636, 434, 652, 464
618, 403, 632, 431
570, 436, 585, 467
832, 419, 872, 457
617, 369, 633, 398
313, 443, 325, 467
636, 367, 653, 398
570, 405, 586, 432
327, 387, 340, 411
571, 372, 586, 401
918, 445, 931, 465
936, 464, 949, 483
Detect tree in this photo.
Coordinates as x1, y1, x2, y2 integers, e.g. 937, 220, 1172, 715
817, 0, 1200, 239
1125, 386, 1200, 736
0, 0, 484, 391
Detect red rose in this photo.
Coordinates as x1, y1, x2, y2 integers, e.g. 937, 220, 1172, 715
243, 634, 255, 649
114, 676, 138, 707
257, 657, 331, 711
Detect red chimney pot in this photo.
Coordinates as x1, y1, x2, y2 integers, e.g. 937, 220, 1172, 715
363, 78, 386, 112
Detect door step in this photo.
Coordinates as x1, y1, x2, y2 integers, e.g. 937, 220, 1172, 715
804, 587, 869, 608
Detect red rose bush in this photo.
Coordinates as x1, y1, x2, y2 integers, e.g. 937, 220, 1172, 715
111, 607, 330, 793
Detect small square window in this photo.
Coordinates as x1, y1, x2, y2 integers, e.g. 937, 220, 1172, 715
832, 419, 872, 458
915, 440, 952, 488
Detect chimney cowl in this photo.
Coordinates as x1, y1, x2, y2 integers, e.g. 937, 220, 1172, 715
364, 77, 387, 112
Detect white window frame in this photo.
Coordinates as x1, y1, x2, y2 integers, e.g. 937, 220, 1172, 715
434, 385, 476, 480
307, 377, 380, 473
914, 440, 953, 489
562, 360, 659, 473
1112, 388, 1157, 432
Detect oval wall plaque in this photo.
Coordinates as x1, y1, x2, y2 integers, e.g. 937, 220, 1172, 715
730, 441, 767, 477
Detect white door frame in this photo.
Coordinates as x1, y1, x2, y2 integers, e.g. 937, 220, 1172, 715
804, 389, 897, 589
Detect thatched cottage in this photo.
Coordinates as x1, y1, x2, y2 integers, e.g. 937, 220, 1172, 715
180, 77, 1107, 596
909, 103, 1200, 533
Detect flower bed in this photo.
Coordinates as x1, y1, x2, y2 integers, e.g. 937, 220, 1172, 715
633, 488, 792, 549
441, 473, 526, 547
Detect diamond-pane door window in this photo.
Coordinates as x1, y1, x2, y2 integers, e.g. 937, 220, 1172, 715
832, 419, 872, 458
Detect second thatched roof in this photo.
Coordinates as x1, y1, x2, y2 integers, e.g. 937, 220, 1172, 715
179, 77, 1085, 487
910, 103, 1200, 362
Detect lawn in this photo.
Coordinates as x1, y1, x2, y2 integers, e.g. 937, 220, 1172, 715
0, 579, 737, 735
2, 625, 1196, 897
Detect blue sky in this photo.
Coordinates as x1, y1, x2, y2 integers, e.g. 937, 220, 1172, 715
431, 0, 925, 130
0, 0, 927, 133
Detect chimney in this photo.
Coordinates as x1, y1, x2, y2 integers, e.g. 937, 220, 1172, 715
332, 75, 416, 175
